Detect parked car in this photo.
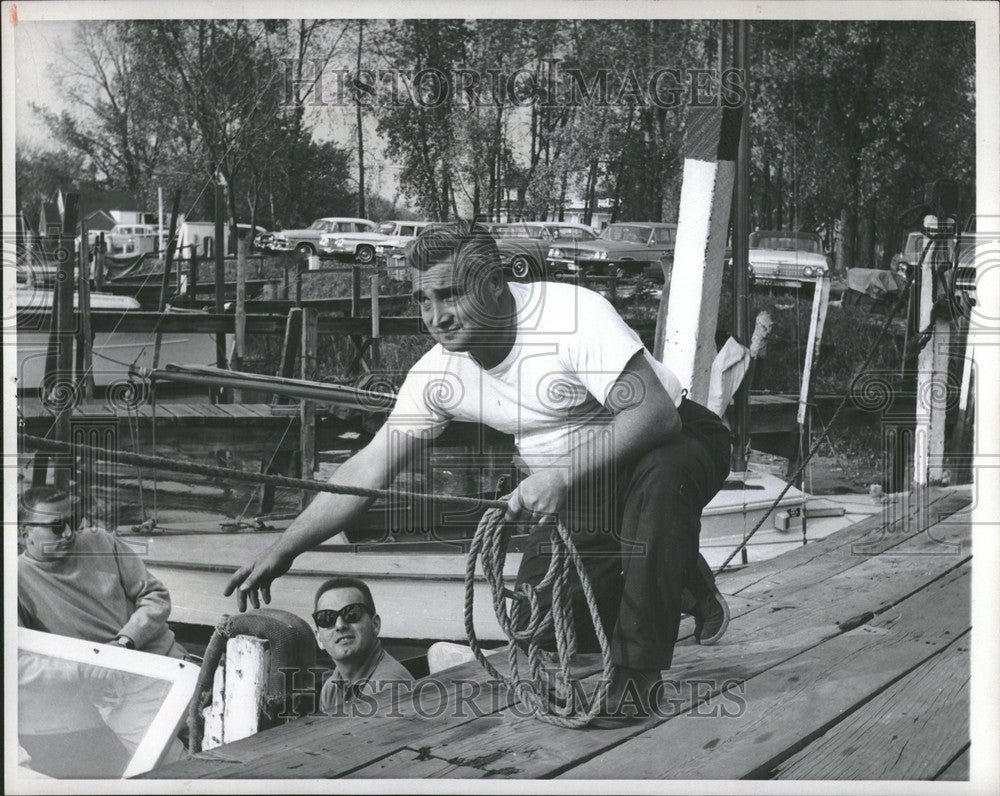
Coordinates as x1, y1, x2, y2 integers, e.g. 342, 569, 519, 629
376, 222, 449, 278
748, 230, 830, 285
545, 222, 677, 278
270, 217, 377, 256
489, 222, 597, 280
321, 220, 434, 264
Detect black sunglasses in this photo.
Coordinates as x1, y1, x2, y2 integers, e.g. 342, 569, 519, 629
312, 603, 371, 629
20, 519, 73, 536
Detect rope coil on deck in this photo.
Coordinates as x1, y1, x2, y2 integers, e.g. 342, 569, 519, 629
21, 432, 613, 726
464, 508, 614, 727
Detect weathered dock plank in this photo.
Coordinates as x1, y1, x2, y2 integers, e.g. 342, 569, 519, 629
935, 746, 970, 781
718, 489, 964, 594
342, 519, 970, 780
143, 653, 605, 779
771, 629, 970, 780
566, 566, 970, 780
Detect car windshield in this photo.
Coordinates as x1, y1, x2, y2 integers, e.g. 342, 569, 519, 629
600, 225, 651, 244
308, 220, 329, 231
750, 233, 822, 254
549, 227, 596, 240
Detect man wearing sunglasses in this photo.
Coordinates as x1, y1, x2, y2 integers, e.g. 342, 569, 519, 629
17, 485, 189, 770
17, 485, 186, 659
312, 577, 412, 715
227, 222, 731, 721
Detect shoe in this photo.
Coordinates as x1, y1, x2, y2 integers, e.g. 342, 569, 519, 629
692, 556, 730, 645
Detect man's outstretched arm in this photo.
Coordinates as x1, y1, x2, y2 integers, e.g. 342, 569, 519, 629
506, 349, 679, 522
224, 423, 426, 610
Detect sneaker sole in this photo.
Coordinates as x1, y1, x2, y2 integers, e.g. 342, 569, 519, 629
695, 554, 730, 645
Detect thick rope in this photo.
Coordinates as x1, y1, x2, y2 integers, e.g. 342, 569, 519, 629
20, 433, 506, 512
464, 508, 615, 728
21, 431, 612, 726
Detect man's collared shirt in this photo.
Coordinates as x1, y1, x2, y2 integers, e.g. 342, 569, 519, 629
319, 642, 412, 715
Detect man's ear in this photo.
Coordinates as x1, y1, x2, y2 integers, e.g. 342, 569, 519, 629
372, 613, 382, 637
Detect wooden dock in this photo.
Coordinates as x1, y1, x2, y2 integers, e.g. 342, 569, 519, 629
144, 487, 971, 781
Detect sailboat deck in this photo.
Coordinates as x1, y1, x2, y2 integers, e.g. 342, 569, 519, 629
145, 486, 971, 781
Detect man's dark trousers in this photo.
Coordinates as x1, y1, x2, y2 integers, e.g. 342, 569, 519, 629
515, 397, 732, 671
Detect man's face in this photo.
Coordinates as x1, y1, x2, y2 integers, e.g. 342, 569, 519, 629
411, 257, 507, 353
315, 587, 380, 665
20, 499, 77, 561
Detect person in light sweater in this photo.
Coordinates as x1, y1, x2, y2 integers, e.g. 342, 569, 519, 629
17, 485, 186, 775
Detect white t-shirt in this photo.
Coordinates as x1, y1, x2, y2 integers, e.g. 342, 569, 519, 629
387, 281, 684, 472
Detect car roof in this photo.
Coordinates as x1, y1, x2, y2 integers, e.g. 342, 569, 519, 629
318, 217, 375, 223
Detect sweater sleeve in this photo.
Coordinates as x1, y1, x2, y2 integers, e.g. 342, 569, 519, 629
112, 536, 173, 649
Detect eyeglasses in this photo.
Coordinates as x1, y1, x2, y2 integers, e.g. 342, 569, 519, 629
312, 603, 371, 629
20, 519, 72, 536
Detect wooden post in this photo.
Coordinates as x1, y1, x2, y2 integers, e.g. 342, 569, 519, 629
94, 233, 106, 291
214, 177, 229, 403
370, 273, 381, 369
201, 635, 270, 750
77, 218, 95, 400
351, 265, 362, 316
189, 247, 199, 307
53, 193, 80, 492
259, 307, 303, 515
914, 239, 952, 486
658, 106, 743, 406
153, 190, 181, 369
299, 307, 318, 509
234, 237, 248, 367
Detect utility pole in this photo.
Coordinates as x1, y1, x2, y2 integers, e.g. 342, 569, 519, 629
356, 20, 366, 219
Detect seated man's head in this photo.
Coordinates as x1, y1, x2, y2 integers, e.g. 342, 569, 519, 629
313, 576, 381, 666
406, 220, 513, 353
19, 486, 78, 561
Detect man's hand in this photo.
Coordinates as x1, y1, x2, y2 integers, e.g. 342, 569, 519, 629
223, 542, 295, 612
504, 469, 570, 524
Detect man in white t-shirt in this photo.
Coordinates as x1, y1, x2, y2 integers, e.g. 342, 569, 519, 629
226, 221, 731, 719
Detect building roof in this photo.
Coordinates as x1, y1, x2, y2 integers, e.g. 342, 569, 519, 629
78, 189, 142, 216
83, 209, 117, 232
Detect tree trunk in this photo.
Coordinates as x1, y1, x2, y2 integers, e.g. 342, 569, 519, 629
762, 155, 772, 229
858, 198, 875, 269
583, 160, 598, 226
558, 172, 567, 222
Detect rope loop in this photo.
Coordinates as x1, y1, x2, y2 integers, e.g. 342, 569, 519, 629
464, 508, 615, 728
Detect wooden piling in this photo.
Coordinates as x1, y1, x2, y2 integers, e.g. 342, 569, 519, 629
370, 273, 381, 369
152, 190, 181, 369
299, 307, 318, 509
53, 193, 80, 491
77, 218, 95, 400
214, 178, 229, 402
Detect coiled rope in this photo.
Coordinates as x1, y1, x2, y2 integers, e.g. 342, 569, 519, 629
20, 432, 613, 726
464, 508, 614, 727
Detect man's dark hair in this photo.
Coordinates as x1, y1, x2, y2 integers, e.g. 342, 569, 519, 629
405, 219, 502, 281
314, 576, 377, 614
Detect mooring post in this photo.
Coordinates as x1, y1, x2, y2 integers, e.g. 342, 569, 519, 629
914, 237, 952, 486
370, 273, 381, 370
299, 307, 318, 509
657, 105, 743, 406
53, 192, 80, 491
77, 217, 95, 401
153, 190, 181, 369
214, 175, 229, 403
189, 247, 199, 307
201, 635, 270, 751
